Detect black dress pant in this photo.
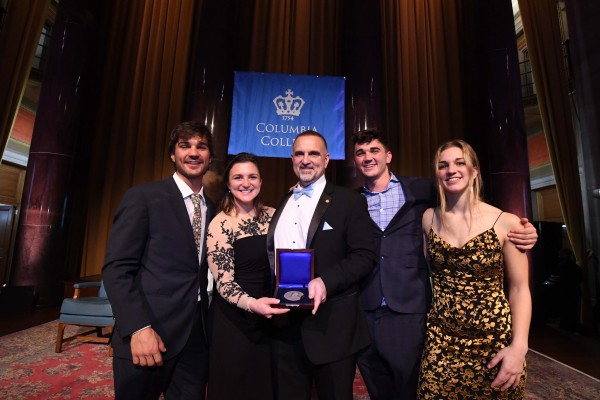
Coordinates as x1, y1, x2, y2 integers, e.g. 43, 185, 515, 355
356, 307, 426, 400
273, 321, 356, 400
113, 304, 208, 400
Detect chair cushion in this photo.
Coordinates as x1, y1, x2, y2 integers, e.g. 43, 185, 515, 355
60, 297, 113, 318
59, 314, 115, 326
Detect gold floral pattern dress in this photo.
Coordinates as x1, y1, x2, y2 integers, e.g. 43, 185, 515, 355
417, 220, 526, 399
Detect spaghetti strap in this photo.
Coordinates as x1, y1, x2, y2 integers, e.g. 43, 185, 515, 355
431, 207, 436, 226
492, 211, 503, 228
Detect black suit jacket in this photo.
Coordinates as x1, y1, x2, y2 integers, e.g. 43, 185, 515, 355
267, 181, 376, 365
103, 176, 215, 360
359, 176, 436, 313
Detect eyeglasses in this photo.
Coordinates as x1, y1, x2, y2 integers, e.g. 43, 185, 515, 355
292, 151, 322, 160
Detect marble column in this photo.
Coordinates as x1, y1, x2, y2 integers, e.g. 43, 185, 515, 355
462, 0, 535, 318
463, 0, 533, 219
11, 0, 101, 306
340, 0, 384, 186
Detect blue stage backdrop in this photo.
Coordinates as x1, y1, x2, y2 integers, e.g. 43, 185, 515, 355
229, 71, 345, 159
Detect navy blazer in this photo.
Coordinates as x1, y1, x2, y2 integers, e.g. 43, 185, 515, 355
267, 181, 377, 365
359, 176, 436, 313
103, 176, 215, 360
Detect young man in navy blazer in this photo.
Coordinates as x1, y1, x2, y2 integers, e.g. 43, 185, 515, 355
352, 128, 538, 399
103, 122, 215, 400
267, 130, 377, 400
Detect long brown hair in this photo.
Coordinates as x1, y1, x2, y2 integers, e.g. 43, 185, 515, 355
219, 152, 266, 218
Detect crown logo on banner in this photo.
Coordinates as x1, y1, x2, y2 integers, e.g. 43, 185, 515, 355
273, 89, 305, 117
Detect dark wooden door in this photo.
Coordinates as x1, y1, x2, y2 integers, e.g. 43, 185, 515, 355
0, 204, 15, 284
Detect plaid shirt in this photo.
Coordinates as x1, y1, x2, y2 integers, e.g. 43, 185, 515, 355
362, 172, 405, 231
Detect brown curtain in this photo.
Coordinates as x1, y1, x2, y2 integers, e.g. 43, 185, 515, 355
0, 0, 51, 156
380, 0, 465, 178
518, 1, 590, 321
75, 0, 475, 275
79, 0, 196, 276
249, 0, 341, 74
517, 2, 586, 262
247, 0, 342, 204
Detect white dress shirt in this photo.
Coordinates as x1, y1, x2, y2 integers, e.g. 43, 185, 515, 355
274, 175, 326, 250
172, 172, 212, 299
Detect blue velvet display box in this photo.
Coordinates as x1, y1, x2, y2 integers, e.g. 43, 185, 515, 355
274, 249, 314, 308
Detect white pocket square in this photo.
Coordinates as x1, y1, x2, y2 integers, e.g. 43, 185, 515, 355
323, 222, 333, 230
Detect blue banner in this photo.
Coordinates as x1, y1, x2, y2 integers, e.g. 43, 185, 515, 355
229, 72, 345, 159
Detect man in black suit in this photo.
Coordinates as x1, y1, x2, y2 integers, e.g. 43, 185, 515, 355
103, 121, 215, 400
267, 130, 376, 400
352, 128, 538, 399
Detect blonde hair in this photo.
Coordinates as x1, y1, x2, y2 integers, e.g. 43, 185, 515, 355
433, 139, 483, 227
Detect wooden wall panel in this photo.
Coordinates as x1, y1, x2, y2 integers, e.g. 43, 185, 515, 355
536, 185, 563, 222
0, 163, 26, 206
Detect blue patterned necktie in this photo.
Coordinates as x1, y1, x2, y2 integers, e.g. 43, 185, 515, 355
190, 193, 203, 253
293, 185, 314, 200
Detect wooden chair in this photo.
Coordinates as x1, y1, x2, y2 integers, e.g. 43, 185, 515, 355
55, 280, 114, 356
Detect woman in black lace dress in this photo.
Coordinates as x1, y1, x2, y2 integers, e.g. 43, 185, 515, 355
206, 153, 289, 399
418, 140, 532, 399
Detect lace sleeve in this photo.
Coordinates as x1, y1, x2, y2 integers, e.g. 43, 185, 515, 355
206, 215, 253, 310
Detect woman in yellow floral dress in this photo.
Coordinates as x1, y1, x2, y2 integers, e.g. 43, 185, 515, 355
418, 140, 531, 399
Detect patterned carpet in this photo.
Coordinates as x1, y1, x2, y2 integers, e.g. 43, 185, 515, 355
0, 321, 599, 399
0, 322, 113, 399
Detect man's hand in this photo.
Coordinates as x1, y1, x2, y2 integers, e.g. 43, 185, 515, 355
508, 218, 538, 252
130, 327, 166, 367
308, 277, 327, 315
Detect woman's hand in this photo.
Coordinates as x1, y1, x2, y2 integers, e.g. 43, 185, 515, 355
247, 297, 290, 318
488, 343, 527, 391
